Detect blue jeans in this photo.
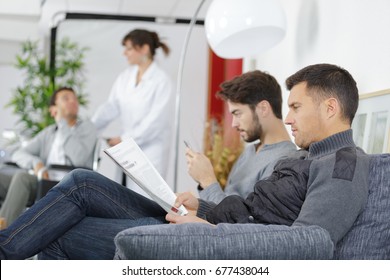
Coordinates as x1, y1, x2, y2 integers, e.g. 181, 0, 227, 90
0, 169, 167, 259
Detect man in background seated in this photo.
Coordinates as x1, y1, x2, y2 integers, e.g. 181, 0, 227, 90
0, 64, 369, 260
186, 70, 296, 204
0, 87, 97, 227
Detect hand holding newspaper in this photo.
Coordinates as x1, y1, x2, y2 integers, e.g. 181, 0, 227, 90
104, 138, 188, 216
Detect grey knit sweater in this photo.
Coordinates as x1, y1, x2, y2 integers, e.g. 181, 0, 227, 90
292, 129, 369, 245
199, 141, 297, 204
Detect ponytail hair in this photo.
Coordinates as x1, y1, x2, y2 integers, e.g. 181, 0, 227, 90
122, 29, 170, 58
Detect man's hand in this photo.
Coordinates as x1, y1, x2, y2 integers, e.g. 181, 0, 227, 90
168, 192, 212, 224
33, 162, 49, 179
107, 137, 122, 146
166, 213, 212, 225
174, 192, 199, 216
185, 148, 217, 189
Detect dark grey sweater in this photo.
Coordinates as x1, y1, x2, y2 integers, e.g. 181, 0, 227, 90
292, 129, 369, 245
198, 129, 369, 245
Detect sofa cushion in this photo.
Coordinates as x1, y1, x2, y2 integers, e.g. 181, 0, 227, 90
114, 223, 333, 260
334, 154, 390, 259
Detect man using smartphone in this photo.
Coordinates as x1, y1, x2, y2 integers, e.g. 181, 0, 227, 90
186, 70, 297, 204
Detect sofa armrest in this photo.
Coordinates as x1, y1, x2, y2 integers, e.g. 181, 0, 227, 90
334, 153, 390, 259
114, 223, 333, 260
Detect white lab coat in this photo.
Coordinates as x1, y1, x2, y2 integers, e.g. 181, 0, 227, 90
92, 62, 174, 196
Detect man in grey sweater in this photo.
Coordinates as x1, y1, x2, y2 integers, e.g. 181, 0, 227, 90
0, 87, 97, 226
187, 70, 296, 204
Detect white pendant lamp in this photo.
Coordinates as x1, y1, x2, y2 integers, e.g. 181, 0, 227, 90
205, 0, 287, 58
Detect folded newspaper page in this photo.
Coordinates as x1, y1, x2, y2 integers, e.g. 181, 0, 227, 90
104, 138, 188, 216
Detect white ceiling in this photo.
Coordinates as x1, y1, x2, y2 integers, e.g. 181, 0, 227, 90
0, 0, 212, 65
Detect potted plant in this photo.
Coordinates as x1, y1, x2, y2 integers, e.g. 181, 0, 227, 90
6, 37, 89, 138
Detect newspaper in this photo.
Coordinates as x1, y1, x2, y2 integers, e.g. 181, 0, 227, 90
104, 138, 188, 216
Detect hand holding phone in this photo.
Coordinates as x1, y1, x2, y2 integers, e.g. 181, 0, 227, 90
184, 140, 192, 149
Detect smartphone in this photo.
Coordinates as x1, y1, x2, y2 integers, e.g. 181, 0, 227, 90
183, 140, 192, 149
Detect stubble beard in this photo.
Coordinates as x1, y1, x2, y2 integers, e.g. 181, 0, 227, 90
243, 111, 263, 143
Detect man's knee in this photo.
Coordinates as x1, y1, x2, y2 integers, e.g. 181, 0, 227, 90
66, 168, 96, 181
57, 168, 96, 191
11, 172, 37, 189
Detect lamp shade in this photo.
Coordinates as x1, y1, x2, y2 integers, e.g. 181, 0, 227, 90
205, 0, 286, 58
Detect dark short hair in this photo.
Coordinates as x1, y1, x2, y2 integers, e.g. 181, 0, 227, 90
216, 70, 283, 119
122, 29, 170, 58
49, 87, 75, 106
285, 63, 359, 124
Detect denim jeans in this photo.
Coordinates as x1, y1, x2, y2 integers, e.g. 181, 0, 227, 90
40, 217, 165, 259
0, 169, 166, 259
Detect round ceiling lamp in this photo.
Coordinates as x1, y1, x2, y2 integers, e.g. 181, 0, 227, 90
205, 0, 287, 59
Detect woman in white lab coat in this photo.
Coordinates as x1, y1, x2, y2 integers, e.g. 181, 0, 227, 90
92, 29, 174, 196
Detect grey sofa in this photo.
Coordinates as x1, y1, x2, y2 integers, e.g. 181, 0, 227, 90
114, 153, 390, 259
